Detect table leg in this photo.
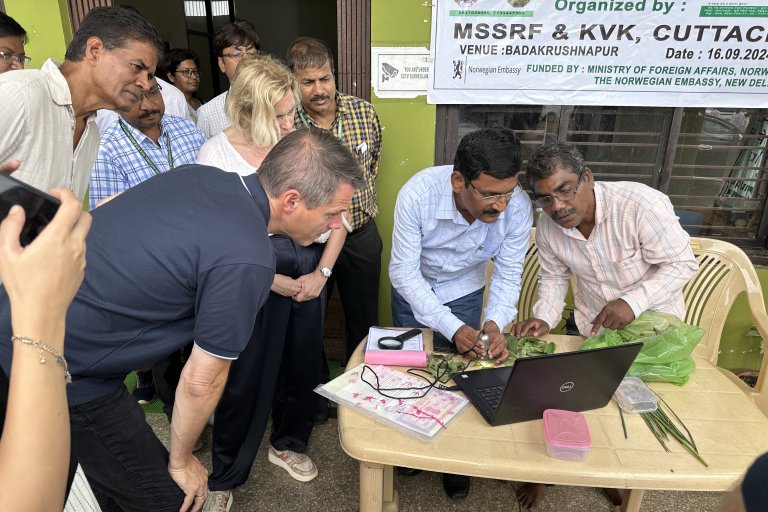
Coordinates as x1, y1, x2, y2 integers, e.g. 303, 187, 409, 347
383, 464, 394, 502
620, 489, 644, 512
359, 462, 399, 512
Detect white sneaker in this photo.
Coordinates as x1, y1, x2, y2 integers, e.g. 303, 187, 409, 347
202, 490, 232, 512
268, 445, 318, 482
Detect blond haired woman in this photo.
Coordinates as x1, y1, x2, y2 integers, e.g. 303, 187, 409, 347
197, 54, 345, 511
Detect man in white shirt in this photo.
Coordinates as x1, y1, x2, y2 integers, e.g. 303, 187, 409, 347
0, 6, 162, 200
196, 20, 260, 139
512, 142, 698, 339
389, 128, 533, 499
511, 142, 698, 511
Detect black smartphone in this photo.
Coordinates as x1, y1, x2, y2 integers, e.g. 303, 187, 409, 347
0, 173, 60, 246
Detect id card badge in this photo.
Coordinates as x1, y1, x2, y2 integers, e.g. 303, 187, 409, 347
355, 141, 368, 155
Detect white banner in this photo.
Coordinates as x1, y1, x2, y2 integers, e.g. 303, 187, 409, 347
428, 0, 768, 107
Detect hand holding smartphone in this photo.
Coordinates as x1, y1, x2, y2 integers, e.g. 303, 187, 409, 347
0, 173, 60, 246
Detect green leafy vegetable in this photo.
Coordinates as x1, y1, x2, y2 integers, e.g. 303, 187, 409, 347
504, 334, 556, 364
425, 334, 556, 381
427, 353, 466, 383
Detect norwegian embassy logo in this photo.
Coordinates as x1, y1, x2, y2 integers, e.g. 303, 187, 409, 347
452, 60, 464, 79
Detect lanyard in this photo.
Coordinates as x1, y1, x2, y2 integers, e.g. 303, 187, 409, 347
300, 112, 343, 142
119, 119, 174, 175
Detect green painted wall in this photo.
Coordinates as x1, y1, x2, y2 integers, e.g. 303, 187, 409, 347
5, 0, 71, 66
371, 0, 435, 324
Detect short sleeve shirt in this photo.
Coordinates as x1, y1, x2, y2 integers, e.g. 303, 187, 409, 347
0, 165, 276, 406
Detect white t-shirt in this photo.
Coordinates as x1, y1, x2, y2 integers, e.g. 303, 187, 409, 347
196, 131, 255, 176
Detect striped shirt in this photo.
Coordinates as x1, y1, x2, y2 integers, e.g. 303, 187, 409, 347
196, 90, 229, 139
390, 165, 533, 340
533, 181, 698, 336
89, 114, 205, 209
295, 92, 382, 230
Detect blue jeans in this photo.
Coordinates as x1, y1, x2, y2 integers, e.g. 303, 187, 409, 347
69, 385, 185, 511
390, 287, 484, 352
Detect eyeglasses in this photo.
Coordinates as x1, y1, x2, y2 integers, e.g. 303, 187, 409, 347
533, 169, 585, 209
275, 105, 296, 122
140, 84, 163, 102
174, 68, 199, 78
0, 51, 30, 66
221, 48, 259, 60
468, 181, 520, 203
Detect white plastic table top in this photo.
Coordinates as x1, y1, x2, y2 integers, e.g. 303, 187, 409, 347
338, 332, 768, 512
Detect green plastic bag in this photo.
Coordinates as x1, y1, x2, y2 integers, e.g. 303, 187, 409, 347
579, 311, 705, 386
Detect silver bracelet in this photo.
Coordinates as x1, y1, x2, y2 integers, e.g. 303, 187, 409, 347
12, 335, 72, 383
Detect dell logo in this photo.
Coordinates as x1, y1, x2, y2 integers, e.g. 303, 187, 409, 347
560, 382, 574, 393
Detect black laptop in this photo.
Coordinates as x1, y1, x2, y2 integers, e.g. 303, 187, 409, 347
453, 342, 643, 426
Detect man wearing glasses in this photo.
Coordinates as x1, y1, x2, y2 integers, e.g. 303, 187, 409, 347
513, 141, 697, 339
0, 11, 28, 74
389, 127, 532, 498
511, 142, 698, 509
89, 78, 205, 209
196, 20, 260, 138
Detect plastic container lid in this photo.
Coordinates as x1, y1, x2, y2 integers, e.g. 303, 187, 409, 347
614, 376, 658, 413
543, 409, 591, 449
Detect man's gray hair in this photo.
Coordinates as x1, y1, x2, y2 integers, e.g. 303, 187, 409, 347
65, 6, 163, 62
258, 128, 364, 209
526, 142, 585, 183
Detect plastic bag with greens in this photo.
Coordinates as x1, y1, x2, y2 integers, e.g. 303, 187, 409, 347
579, 311, 704, 386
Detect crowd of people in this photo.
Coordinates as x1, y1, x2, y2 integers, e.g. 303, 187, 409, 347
0, 5, 763, 512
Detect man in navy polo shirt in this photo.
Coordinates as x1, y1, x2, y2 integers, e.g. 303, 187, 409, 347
0, 129, 362, 512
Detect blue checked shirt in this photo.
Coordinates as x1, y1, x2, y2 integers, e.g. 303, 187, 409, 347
89, 114, 205, 209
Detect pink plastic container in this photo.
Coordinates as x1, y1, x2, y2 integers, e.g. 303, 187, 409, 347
543, 409, 591, 462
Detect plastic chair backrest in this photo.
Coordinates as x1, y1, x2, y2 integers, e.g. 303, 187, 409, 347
684, 237, 768, 412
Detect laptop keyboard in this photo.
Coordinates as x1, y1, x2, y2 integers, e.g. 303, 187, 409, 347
478, 385, 504, 409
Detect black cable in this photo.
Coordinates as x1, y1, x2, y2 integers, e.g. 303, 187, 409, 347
360, 346, 477, 400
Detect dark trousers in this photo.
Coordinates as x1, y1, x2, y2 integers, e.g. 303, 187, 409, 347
390, 287, 485, 352
209, 236, 325, 491
70, 385, 185, 512
153, 344, 192, 421
325, 219, 382, 365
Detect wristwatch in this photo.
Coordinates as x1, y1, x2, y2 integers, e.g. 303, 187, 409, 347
317, 265, 332, 278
